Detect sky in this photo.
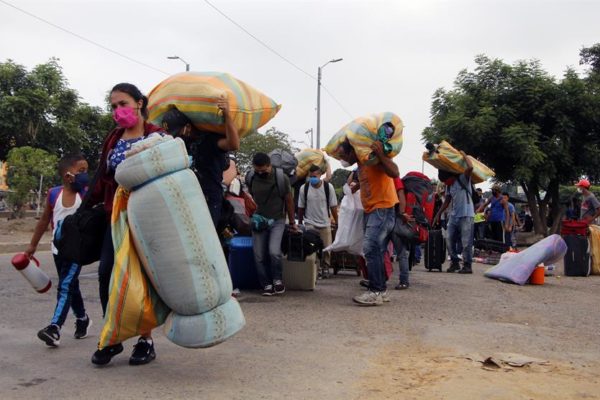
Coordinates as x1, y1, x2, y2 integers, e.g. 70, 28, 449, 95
1, 0, 599, 183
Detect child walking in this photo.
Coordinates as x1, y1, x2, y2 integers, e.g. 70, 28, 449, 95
25, 154, 92, 347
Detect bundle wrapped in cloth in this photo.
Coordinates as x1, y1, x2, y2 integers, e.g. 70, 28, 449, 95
99, 134, 245, 349
295, 149, 328, 178
422, 140, 495, 184
324, 112, 403, 166
147, 72, 281, 138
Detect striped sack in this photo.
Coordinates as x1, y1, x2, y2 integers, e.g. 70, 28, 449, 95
147, 72, 281, 138
324, 112, 404, 165
422, 140, 495, 184
295, 149, 328, 178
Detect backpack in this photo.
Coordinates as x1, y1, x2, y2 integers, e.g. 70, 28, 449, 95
302, 182, 332, 218
268, 149, 298, 184
401, 171, 435, 225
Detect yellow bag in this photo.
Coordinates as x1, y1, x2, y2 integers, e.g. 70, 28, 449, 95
589, 225, 600, 275
98, 187, 169, 349
422, 140, 495, 184
295, 149, 328, 178
324, 112, 403, 166
147, 72, 281, 138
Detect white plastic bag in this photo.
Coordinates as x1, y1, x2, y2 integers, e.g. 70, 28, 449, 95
325, 184, 364, 255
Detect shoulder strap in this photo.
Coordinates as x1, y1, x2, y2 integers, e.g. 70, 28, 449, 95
274, 168, 286, 198
324, 183, 331, 217
47, 187, 62, 209
455, 175, 473, 203
303, 182, 310, 211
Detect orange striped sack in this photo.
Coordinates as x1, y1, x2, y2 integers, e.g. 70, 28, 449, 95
421, 140, 495, 184
147, 72, 281, 138
98, 187, 169, 350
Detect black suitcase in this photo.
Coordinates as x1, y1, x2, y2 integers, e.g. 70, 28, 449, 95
425, 229, 446, 271
563, 235, 591, 277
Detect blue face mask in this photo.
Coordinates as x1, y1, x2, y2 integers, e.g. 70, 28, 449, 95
71, 172, 89, 191
309, 176, 320, 186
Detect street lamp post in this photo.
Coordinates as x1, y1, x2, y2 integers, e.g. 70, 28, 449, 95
316, 58, 343, 149
167, 55, 190, 71
305, 128, 314, 148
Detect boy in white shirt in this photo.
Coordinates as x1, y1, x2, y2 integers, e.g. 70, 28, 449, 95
26, 154, 91, 347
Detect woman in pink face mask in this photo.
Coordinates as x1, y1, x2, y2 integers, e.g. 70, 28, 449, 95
88, 83, 165, 366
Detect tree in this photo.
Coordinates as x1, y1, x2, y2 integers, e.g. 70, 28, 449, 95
235, 127, 297, 173
330, 168, 351, 189
0, 59, 113, 166
423, 54, 600, 235
6, 146, 57, 218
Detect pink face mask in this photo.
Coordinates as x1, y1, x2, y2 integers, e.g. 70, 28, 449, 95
113, 107, 139, 128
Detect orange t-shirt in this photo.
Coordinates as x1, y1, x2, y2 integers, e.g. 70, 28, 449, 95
358, 164, 399, 213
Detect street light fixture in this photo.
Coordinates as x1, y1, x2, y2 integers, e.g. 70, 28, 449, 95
316, 58, 343, 148
305, 128, 314, 148
167, 55, 190, 71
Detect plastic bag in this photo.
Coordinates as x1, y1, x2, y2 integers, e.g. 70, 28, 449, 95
324, 185, 364, 255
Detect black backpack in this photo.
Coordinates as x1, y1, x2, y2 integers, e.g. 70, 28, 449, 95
302, 182, 332, 217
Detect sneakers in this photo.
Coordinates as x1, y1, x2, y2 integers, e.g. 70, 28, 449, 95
262, 284, 274, 296
91, 343, 124, 365
381, 290, 391, 303
447, 262, 461, 273
458, 264, 473, 274
394, 283, 409, 290
74, 315, 92, 339
129, 337, 156, 366
273, 280, 285, 294
38, 324, 60, 347
353, 291, 384, 306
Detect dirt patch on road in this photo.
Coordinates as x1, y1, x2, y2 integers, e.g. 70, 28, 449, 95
0, 218, 50, 253
357, 343, 600, 400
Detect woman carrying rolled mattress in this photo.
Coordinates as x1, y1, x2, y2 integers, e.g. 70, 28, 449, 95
88, 83, 165, 366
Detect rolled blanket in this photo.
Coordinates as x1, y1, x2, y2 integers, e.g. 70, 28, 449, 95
484, 234, 567, 285
147, 72, 281, 138
422, 140, 495, 184
324, 112, 403, 166
105, 135, 245, 348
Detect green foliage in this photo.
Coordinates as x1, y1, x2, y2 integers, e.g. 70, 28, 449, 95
330, 168, 351, 189
235, 127, 297, 173
6, 146, 57, 217
423, 52, 600, 234
0, 58, 113, 167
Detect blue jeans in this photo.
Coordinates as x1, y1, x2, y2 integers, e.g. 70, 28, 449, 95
363, 207, 396, 292
447, 216, 474, 265
252, 219, 286, 288
414, 243, 421, 262
391, 236, 409, 285
51, 255, 85, 327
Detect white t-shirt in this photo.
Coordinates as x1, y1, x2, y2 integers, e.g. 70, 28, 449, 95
51, 189, 82, 255
298, 182, 337, 228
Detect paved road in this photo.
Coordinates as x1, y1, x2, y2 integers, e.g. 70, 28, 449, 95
1, 251, 599, 399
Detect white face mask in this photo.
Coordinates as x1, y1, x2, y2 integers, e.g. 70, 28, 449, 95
577, 188, 583, 194
340, 160, 351, 168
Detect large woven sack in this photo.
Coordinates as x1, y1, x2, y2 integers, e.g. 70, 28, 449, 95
484, 234, 567, 285
115, 135, 245, 348
324, 112, 403, 166
422, 140, 495, 184
295, 149, 328, 179
589, 225, 600, 275
147, 72, 281, 138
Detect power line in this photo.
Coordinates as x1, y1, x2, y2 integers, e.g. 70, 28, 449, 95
203, 0, 353, 118
0, 0, 169, 76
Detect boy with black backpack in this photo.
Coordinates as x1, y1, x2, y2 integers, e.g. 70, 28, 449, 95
297, 164, 338, 277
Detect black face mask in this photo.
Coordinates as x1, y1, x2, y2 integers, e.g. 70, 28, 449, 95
255, 171, 269, 179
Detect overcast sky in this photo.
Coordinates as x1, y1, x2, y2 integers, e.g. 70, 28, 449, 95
2, 0, 599, 181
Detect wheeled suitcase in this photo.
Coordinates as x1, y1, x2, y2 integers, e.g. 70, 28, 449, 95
563, 235, 591, 277
424, 229, 446, 271
287, 231, 306, 262
282, 253, 317, 290
228, 236, 261, 289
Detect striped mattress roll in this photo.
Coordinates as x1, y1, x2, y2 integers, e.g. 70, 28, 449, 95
147, 72, 281, 138
295, 148, 328, 178
421, 140, 495, 184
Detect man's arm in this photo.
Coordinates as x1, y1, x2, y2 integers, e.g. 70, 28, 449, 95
460, 151, 473, 179
371, 141, 399, 178
297, 208, 305, 225
331, 206, 339, 225
286, 192, 297, 230
433, 195, 452, 226
216, 96, 240, 151
477, 198, 491, 213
